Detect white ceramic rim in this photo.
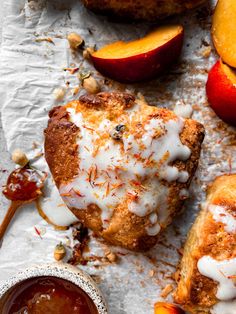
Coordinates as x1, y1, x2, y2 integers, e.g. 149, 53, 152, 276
0, 263, 108, 314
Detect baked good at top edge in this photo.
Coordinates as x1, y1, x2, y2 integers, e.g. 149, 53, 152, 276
44, 92, 204, 251
174, 174, 236, 314
81, 0, 207, 21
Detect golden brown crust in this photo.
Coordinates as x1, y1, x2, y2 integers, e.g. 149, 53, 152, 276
44, 92, 204, 251
81, 0, 207, 21
174, 174, 236, 314
44, 106, 79, 186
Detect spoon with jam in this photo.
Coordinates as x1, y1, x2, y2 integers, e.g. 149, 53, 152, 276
0, 158, 46, 242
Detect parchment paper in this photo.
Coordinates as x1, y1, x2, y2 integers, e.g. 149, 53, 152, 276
0, 0, 236, 313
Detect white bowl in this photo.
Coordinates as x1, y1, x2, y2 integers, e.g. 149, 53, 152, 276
0, 263, 108, 314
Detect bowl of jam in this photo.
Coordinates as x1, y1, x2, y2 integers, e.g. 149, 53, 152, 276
0, 263, 108, 314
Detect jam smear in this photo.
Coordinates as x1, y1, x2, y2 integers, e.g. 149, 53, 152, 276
3, 167, 45, 201
0, 167, 46, 242
0, 276, 98, 314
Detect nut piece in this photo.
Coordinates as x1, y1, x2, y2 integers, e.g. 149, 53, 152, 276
105, 250, 117, 263
82, 76, 100, 94
154, 302, 185, 314
83, 47, 95, 60
11, 149, 29, 167
67, 32, 84, 50
53, 87, 66, 101
54, 242, 66, 261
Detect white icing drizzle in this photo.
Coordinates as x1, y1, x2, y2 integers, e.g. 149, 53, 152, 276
60, 106, 191, 232
197, 256, 236, 301
173, 101, 193, 119
211, 300, 236, 314
209, 205, 236, 234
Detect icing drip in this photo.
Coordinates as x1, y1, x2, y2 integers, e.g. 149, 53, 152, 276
60, 107, 191, 232
197, 256, 236, 301
209, 205, 236, 234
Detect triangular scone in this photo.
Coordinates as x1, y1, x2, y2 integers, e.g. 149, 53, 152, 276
44, 92, 204, 251
174, 174, 236, 313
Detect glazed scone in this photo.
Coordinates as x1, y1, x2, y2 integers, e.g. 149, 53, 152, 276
174, 174, 236, 314
81, 0, 207, 21
44, 92, 204, 251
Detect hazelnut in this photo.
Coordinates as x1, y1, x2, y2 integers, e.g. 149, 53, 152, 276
11, 149, 29, 167
83, 46, 95, 60
53, 87, 66, 101
67, 32, 84, 50
54, 242, 66, 261
82, 76, 100, 94
154, 302, 185, 314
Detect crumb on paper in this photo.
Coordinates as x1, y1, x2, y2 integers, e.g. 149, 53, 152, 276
53, 87, 66, 101
160, 284, 174, 298
35, 37, 55, 45
73, 86, 80, 96
104, 249, 118, 263
200, 45, 212, 58
149, 269, 156, 278
173, 270, 180, 282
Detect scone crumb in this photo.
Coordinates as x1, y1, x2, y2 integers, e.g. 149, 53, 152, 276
149, 269, 156, 278
160, 284, 174, 298
105, 249, 118, 263
200, 45, 211, 58
53, 87, 66, 101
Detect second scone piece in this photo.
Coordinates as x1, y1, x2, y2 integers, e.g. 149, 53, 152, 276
44, 92, 204, 251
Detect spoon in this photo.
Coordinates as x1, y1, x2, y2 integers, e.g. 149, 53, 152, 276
0, 167, 46, 243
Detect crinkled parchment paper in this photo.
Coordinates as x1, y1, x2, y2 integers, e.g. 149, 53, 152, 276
0, 0, 236, 313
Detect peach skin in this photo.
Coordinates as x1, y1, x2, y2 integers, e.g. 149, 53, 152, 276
91, 25, 184, 83
206, 60, 236, 126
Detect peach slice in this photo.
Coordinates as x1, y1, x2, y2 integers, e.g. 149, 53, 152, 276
91, 25, 184, 83
206, 60, 236, 126
212, 0, 236, 67
154, 302, 185, 314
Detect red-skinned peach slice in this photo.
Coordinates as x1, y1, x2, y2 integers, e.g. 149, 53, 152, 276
212, 0, 236, 68
206, 60, 236, 126
91, 25, 184, 83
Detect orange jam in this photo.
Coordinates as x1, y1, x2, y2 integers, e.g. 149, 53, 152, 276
2, 168, 44, 201
0, 276, 98, 314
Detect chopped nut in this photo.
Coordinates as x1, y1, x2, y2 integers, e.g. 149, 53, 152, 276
154, 302, 185, 314
83, 46, 95, 60
67, 32, 84, 50
160, 284, 174, 298
54, 242, 66, 261
53, 87, 66, 101
105, 250, 118, 263
82, 76, 100, 94
11, 149, 29, 167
